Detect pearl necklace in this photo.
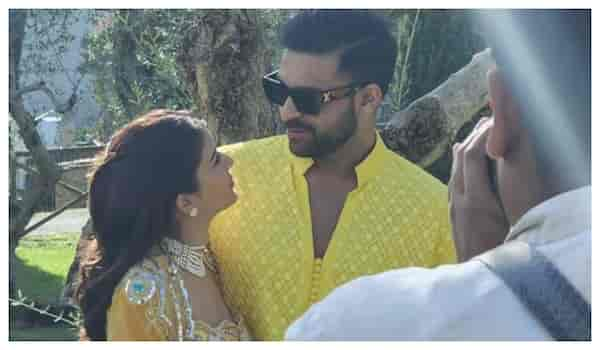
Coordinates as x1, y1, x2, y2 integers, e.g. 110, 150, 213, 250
161, 237, 218, 278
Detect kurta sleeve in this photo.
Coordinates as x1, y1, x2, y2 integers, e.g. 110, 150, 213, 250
106, 269, 167, 340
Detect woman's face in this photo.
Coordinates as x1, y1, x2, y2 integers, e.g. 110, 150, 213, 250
194, 130, 237, 216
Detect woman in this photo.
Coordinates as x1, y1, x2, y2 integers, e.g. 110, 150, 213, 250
75, 109, 250, 340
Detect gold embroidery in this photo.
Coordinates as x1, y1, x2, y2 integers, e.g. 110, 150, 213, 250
112, 255, 251, 341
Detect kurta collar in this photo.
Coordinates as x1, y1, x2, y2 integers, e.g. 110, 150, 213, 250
505, 186, 591, 245
288, 132, 387, 188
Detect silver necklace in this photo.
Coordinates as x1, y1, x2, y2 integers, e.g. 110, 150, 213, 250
161, 237, 217, 278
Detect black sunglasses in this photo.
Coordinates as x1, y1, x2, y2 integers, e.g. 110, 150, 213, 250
262, 70, 368, 115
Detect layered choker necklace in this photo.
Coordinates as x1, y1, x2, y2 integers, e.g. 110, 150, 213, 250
160, 237, 218, 278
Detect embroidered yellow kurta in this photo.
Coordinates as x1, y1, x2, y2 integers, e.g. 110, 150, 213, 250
209, 132, 456, 340
106, 254, 251, 341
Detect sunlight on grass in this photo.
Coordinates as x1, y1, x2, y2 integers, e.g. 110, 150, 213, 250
14, 233, 79, 303
11, 233, 81, 341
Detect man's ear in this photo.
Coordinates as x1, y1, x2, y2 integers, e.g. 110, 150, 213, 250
359, 84, 383, 110
486, 67, 518, 160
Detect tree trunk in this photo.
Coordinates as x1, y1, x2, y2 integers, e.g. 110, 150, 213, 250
381, 49, 494, 168
9, 9, 62, 298
112, 10, 144, 119
178, 10, 277, 145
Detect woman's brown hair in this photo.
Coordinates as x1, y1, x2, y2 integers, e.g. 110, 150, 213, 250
75, 109, 206, 340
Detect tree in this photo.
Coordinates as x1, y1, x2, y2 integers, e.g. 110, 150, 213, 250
385, 9, 488, 181
85, 9, 196, 141
177, 9, 279, 145
9, 9, 82, 298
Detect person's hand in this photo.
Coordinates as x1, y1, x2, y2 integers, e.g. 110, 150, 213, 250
449, 117, 509, 262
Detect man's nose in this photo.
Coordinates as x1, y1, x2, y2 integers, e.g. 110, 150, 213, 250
279, 97, 302, 123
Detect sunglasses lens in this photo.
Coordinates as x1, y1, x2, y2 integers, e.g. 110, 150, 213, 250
263, 76, 288, 106
290, 89, 321, 115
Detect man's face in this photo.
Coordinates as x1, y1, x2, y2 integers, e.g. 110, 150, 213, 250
277, 50, 360, 158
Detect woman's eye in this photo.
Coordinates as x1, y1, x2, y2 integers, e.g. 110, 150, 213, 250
215, 152, 221, 165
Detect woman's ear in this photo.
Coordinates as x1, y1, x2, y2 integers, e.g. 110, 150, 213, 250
175, 193, 193, 216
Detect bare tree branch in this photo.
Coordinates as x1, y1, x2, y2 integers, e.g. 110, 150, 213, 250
11, 156, 87, 195
15, 79, 79, 114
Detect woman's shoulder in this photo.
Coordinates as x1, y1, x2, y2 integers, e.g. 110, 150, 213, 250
107, 253, 200, 340
107, 255, 174, 340
115, 255, 168, 305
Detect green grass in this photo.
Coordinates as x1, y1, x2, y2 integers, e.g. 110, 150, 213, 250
9, 326, 78, 341
10, 233, 79, 341
14, 233, 78, 303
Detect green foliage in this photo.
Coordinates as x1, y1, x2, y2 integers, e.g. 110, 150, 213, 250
83, 9, 484, 146
392, 10, 486, 111
84, 9, 295, 141
86, 9, 198, 140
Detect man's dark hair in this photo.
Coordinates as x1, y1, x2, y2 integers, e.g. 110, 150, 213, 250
479, 9, 591, 191
281, 9, 398, 96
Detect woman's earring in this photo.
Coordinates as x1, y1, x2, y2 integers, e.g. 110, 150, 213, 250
190, 208, 198, 217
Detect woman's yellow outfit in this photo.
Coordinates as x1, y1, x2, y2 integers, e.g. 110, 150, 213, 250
106, 249, 251, 341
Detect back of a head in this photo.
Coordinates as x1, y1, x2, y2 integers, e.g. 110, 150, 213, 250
78, 110, 206, 340
478, 9, 591, 191
281, 9, 398, 96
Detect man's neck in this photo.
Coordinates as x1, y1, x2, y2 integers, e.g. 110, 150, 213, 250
311, 130, 376, 179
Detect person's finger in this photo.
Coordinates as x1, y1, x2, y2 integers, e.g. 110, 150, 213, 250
448, 144, 456, 201
449, 142, 465, 197
455, 116, 489, 156
463, 120, 494, 194
451, 117, 490, 195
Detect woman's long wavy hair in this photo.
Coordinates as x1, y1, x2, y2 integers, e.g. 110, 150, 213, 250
75, 109, 207, 340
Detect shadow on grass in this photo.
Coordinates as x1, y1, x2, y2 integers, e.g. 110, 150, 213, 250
10, 255, 78, 341
9, 325, 78, 341
12, 255, 68, 304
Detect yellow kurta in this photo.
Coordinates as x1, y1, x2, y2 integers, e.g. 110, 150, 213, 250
106, 254, 251, 341
209, 132, 456, 340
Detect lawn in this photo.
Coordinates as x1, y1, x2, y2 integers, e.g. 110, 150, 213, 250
10, 233, 80, 341
9, 326, 78, 341
14, 233, 78, 303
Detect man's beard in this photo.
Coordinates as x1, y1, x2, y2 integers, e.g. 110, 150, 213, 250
286, 106, 358, 158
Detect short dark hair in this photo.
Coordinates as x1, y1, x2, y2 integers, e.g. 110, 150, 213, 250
281, 9, 398, 96
478, 9, 591, 190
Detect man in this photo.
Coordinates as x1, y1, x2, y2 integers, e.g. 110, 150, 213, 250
209, 10, 456, 340
285, 9, 591, 340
